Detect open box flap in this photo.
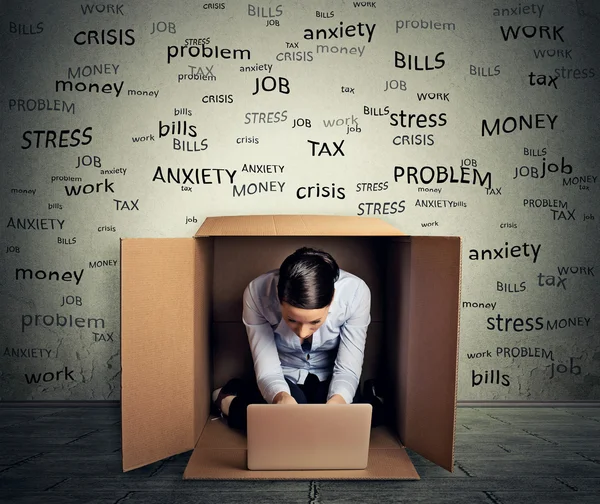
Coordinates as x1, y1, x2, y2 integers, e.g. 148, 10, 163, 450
195, 215, 406, 237
120, 238, 197, 472
401, 236, 461, 472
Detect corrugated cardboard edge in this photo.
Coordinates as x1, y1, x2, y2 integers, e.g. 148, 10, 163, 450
195, 215, 406, 237
387, 237, 411, 454
450, 236, 463, 469
194, 239, 213, 445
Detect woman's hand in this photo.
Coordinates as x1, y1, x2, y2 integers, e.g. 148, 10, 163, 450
326, 394, 346, 405
273, 391, 298, 405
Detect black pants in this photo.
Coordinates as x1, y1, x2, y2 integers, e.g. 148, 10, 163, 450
227, 373, 363, 433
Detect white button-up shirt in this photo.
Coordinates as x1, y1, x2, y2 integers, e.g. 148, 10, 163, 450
242, 268, 371, 404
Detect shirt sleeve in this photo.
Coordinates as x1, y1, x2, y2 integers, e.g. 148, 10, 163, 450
328, 280, 371, 404
242, 284, 290, 404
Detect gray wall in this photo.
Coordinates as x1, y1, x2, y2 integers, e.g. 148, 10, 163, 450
1, 0, 599, 401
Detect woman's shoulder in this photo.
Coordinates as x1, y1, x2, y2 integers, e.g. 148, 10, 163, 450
248, 269, 278, 285
336, 269, 369, 294
246, 269, 279, 296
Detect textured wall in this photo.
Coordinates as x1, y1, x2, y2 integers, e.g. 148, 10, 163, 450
1, 0, 598, 401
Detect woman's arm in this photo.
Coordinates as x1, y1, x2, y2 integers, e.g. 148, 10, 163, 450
243, 284, 291, 404
327, 280, 371, 404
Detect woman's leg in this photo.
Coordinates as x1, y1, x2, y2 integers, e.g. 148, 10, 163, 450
285, 377, 308, 404
226, 379, 266, 432
301, 374, 362, 404
312, 375, 332, 404
352, 386, 363, 404
297, 373, 332, 404
226, 377, 309, 432
361, 379, 386, 427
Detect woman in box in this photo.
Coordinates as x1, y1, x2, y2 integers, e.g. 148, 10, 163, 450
212, 246, 384, 432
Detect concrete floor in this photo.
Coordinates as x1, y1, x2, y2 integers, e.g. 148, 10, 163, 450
1, 405, 599, 503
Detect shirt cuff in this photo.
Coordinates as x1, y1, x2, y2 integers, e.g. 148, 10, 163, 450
262, 379, 291, 404
327, 382, 356, 404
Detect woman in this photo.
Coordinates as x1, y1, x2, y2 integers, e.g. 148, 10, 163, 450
212, 246, 374, 432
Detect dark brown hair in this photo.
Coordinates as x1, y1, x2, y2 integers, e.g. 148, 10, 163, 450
277, 247, 340, 309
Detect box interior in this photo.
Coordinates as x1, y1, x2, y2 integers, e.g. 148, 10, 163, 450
120, 216, 460, 480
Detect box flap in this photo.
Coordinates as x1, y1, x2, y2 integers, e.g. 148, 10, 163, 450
401, 236, 461, 472
195, 215, 405, 237
184, 419, 419, 480
121, 238, 196, 472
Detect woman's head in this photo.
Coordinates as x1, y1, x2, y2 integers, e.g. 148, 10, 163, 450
277, 247, 340, 339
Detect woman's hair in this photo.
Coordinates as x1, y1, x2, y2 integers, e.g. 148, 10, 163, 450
277, 247, 340, 309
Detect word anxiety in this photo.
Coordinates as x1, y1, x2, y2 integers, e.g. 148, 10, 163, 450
469, 242, 541, 263
152, 167, 236, 185
304, 21, 376, 43
241, 164, 284, 173
7, 218, 65, 230
240, 63, 273, 73
3, 348, 53, 358
493, 4, 545, 17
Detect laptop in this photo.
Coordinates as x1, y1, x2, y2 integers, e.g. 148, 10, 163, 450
247, 403, 372, 470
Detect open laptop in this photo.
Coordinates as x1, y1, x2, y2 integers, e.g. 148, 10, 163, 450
247, 403, 373, 470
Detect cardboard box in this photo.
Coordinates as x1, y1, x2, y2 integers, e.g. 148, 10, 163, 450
120, 215, 461, 480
